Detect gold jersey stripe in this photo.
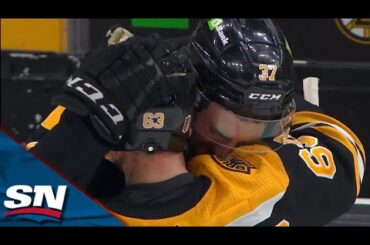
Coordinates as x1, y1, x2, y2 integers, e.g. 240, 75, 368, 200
41, 106, 66, 130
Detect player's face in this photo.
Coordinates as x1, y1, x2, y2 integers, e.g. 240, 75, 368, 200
191, 102, 267, 155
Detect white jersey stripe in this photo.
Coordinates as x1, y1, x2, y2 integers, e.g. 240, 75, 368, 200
226, 191, 285, 226
355, 198, 370, 205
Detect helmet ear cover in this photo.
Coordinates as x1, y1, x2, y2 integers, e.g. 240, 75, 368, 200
121, 104, 193, 153
120, 77, 197, 153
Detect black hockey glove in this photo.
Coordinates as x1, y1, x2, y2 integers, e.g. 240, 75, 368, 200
53, 36, 196, 147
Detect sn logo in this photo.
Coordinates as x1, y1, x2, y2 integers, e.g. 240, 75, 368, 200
4, 185, 67, 219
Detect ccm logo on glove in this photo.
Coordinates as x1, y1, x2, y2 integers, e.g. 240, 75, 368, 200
66, 76, 124, 125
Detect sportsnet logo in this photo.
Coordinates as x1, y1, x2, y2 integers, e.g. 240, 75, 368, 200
3, 185, 67, 221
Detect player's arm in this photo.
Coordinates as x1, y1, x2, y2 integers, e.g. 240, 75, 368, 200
292, 93, 365, 196
262, 94, 366, 225
28, 36, 195, 190
28, 107, 111, 189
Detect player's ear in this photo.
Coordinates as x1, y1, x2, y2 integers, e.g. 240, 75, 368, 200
106, 151, 121, 163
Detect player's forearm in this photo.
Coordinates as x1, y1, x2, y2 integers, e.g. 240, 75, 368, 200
32, 111, 111, 189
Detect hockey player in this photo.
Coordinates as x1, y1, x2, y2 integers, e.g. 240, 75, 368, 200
183, 19, 366, 226
29, 19, 366, 226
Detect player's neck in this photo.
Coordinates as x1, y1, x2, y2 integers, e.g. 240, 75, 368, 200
113, 151, 188, 185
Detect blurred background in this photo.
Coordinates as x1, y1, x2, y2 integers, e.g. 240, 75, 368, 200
1, 18, 370, 225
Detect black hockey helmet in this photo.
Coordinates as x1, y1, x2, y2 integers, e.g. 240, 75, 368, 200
190, 18, 295, 120
122, 46, 196, 153
188, 19, 296, 154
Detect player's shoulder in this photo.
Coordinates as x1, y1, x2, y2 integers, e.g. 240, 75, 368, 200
188, 149, 287, 184
292, 93, 364, 157
290, 101, 365, 182
189, 152, 289, 198
188, 151, 290, 225
272, 101, 366, 215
